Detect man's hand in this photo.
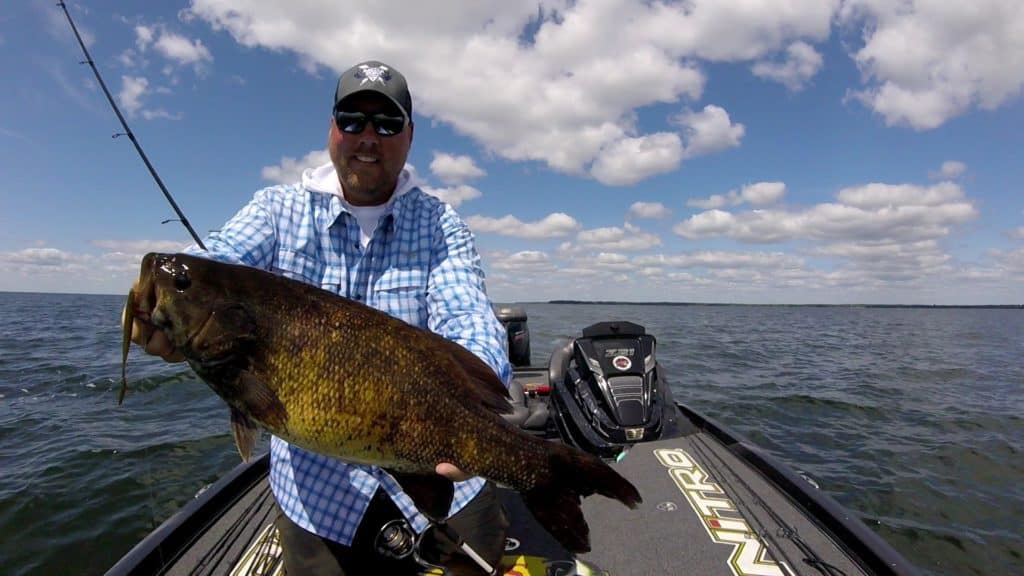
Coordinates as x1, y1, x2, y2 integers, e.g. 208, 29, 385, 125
435, 462, 471, 482
123, 283, 185, 363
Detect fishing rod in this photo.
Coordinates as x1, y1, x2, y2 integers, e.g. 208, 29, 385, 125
57, 1, 206, 250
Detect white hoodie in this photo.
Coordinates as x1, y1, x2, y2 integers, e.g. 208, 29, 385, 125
300, 161, 417, 248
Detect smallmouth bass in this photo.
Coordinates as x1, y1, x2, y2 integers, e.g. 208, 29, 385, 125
121, 253, 641, 553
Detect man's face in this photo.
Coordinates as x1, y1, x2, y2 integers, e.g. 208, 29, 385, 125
328, 92, 413, 206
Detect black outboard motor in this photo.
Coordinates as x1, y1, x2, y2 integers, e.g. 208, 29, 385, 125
493, 305, 531, 367
549, 321, 670, 458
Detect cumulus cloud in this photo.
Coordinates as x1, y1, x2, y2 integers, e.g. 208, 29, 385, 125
0, 247, 78, 268
590, 133, 683, 186
430, 152, 486, 185
134, 24, 213, 70
1010, 227, 1024, 241
930, 161, 967, 180
576, 222, 662, 251
628, 201, 670, 220
489, 250, 556, 273
688, 181, 786, 209
592, 252, 637, 272
185, 0, 837, 183
637, 250, 805, 270
0, 243, 197, 293
674, 105, 745, 158
811, 239, 953, 281
752, 41, 824, 91
153, 31, 213, 67
119, 75, 149, 116
675, 182, 977, 244
261, 149, 331, 184
840, 0, 1024, 130
466, 212, 581, 239
421, 184, 482, 207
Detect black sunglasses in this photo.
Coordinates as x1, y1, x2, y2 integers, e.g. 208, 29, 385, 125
333, 109, 407, 136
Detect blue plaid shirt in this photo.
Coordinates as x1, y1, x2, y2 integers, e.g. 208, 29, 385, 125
185, 167, 511, 545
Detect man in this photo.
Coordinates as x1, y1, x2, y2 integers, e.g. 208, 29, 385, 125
127, 60, 512, 574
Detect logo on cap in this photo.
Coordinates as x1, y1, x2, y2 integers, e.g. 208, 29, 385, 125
356, 64, 391, 86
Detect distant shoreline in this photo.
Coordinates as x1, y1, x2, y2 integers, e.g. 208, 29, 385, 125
1, 291, 1020, 308
545, 300, 1024, 309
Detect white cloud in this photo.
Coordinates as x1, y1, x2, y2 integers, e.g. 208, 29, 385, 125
675, 182, 978, 245
1010, 227, 1024, 241
835, 181, 966, 209
489, 250, 556, 272
118, 76, 149, 116
688, 181, 786, 209
133, 24, 213, 71
422, 184, 483, 207
930, 161, 967, 180
752, 41, 823, 91
593, 252, 637, 272
135, 25, 155, 49
637, 250, 805, 270
153, 31, 213, 67
186, 0, 838, 183
0, 244, 192, 294
430, 152, 486, 185
674, 105, 745, 158
466, 212, 581, 239
261, 149, 330, 184
0, 248, 78, 268
840, 0, 1024, 130
590, 133, 683, 186
628, 201, 670, 220
576, 222, 661, 251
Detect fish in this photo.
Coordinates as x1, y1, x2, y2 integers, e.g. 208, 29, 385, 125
120, 252, 641, 553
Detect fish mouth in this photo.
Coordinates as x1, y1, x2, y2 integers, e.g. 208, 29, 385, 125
181, 308, 213, 355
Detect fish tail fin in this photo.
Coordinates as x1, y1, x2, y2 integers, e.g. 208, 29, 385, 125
523, 443, 642, 553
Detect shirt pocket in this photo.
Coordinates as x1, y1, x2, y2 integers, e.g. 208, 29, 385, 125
373, 268, 428, 327
273, 249, 324, 285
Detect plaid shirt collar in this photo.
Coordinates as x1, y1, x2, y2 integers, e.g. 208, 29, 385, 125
314, 164, 417, 227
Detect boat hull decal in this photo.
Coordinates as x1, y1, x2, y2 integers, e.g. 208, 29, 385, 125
654, 448, 791, 576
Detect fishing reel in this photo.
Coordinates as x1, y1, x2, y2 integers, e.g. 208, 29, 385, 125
375, 519, 499, 575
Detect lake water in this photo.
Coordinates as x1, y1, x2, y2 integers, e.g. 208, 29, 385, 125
1, 293, 1021, 575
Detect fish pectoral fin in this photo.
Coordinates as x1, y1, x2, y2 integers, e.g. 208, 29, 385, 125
386, 470, 455, 521
230, 407, 259, 462
238, 371, 288, 429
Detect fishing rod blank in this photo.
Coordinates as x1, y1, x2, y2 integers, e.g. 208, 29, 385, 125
57, 1, 206, 250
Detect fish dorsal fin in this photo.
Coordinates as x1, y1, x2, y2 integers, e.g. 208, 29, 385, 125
431, 334, 512, 415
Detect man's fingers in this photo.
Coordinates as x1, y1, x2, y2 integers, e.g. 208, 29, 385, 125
435, 462, 471, 482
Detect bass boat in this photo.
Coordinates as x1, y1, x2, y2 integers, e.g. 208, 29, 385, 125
106, 310, 920, 576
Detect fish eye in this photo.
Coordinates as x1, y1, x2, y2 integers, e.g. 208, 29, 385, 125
173, 272, 191, 291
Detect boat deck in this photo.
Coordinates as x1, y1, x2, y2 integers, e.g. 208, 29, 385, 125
126, 417, 876, 575
107, 365, 918, 575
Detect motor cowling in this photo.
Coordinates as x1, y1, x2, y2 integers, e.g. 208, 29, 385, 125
549, 321, 670, 458
493, 304, 531, 367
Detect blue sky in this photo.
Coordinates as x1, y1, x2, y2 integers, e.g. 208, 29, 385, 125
2, 0, 1022, 304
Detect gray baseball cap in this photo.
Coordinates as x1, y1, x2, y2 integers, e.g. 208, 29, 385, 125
334, 60, 412, 121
